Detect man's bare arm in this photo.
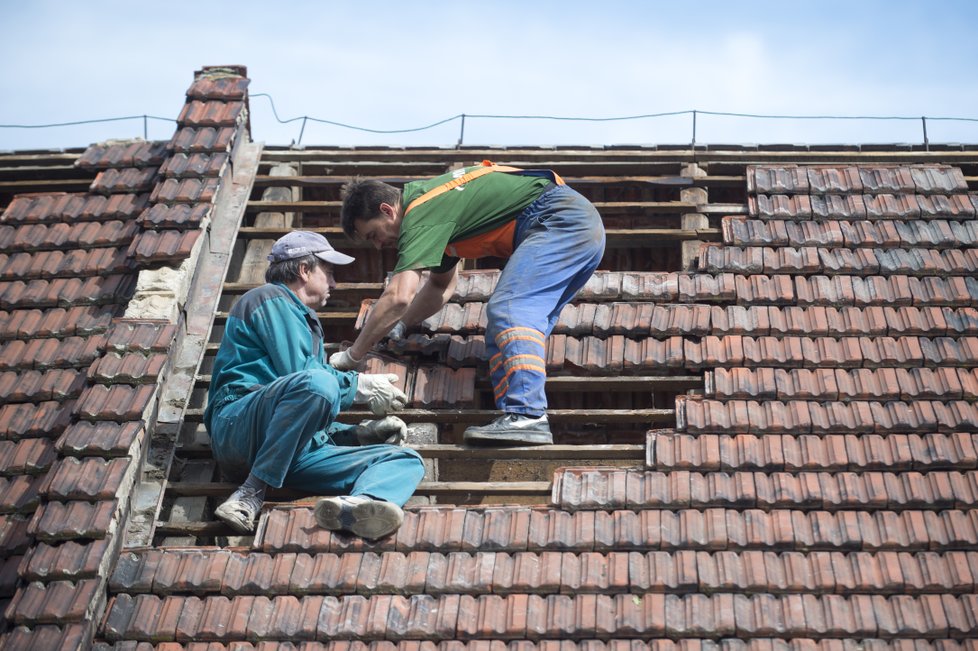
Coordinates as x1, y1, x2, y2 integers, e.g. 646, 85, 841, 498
346, 269, 422, 360
400, 265, 459, 327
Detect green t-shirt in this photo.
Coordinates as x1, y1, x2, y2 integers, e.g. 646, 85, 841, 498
393, 166, 552, 273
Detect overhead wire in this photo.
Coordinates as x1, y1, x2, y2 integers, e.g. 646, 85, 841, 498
2, 92, 977, 146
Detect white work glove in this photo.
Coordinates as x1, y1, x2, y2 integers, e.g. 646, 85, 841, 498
355, 373, 408, 416
387, 321, 407, 342
355, 416, 408, 446
329, 348, 362, 371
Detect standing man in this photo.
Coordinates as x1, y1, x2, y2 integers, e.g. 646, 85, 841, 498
205, 231, 425, 539
331, 162, 606, 446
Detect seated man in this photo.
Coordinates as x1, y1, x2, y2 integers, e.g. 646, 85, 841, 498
205, 231, 425, 539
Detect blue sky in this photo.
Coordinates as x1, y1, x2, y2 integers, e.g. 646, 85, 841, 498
2, 0, 977, 150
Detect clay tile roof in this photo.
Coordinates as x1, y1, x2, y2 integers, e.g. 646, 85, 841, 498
5, 66, 978, 649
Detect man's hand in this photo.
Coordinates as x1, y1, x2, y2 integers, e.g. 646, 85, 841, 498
355, 416, 408, 446
329, 348, 362, 371
387, 321, 407, 342
354, 373, 408, 415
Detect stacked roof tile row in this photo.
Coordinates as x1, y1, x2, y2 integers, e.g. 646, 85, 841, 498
679, 164, 978, 436
0, 66, 251, 648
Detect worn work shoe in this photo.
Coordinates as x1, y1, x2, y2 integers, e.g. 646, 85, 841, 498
463, 413, 553, 446
214, 485, 264, 534
314, 495, 405, 540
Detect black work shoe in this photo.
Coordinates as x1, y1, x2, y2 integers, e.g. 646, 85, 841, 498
463, 413, 553, 446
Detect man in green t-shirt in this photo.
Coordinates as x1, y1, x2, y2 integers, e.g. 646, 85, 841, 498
330, 164, 606, 445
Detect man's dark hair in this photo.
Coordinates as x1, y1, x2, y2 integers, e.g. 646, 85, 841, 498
340, 178, 401, 238
265, 254, 323, 284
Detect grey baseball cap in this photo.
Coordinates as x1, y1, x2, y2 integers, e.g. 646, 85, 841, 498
268, 231, 355, 265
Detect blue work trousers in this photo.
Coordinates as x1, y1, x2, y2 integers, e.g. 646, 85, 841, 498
486, 184, 606, 416
208, 370, 424, 506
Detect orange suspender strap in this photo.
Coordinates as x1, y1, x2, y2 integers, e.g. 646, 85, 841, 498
403, 161, 564, 215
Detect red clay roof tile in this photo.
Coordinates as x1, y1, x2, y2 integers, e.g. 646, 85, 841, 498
0, 400, 73, 440
168, 126, 236, 154
88, 351, 167, 384
748, 166, 810, 194
176, 100, 245, 128
186, 75, 250, 101
28, 499, 116, 541
0, 438, 56, 476
76, 140, 168, 170
40, 456, 130, 500
910, 165, 969, 193
90, 167, 159, 195
20, 539, 110, 582
128, 229, 202, 264
55, 420, 143, 457
0, 623, 87, 649
137, 203, 211, 229
75, 384, 156, 421
159, 152, 229, 179
5, 579, 98, 624
0, 475, 41, 513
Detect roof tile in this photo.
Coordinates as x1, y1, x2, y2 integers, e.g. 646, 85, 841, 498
40, 456, 131, 500
27, 499, 116, 541
0, 400, 73, 441
76, 140, 168, 170
0, 274, 136, 310
0, 336, 101, 372
411, 367, 475, 408
0, 368, 86, 404
128, 229, 202, 264
75, 384, 156, 421
158, 152, 229, 179
0, 306, 114, 340
137, 203, 211, 229
89, 167, 159, 195
748, 166, 810, 194
0, 438, 57, 475
176, 100, 245, 128
864, 194, 920, 219
149, 177, 220, 204
910, 165, 969, 193
754, 195, 813, 219
20, 538, 111, 581
186, 75, 250, 101
5, 579, 98, 624
168, 126, 236, 153
0, 624, 87, 649
56, 420, 144, 457
88, 351, 168, 385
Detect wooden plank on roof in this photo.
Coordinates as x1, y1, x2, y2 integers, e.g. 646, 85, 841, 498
252, 174, 703, 188
235, 226, 722, 244
0, 179, 93, 193
244, 200, 699, 213
176, 442, 646, 460
193, 374, 700, 391
165, 480, 552, 499
182, 407, 674, 424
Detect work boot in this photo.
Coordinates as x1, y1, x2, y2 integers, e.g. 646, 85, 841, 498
463, 413, 553, 446
214, 485, 264, 534
314, 495, 404, 540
